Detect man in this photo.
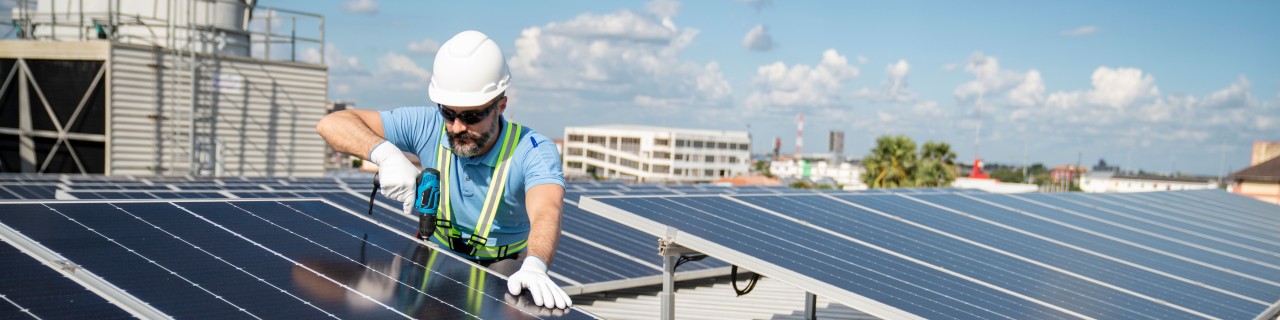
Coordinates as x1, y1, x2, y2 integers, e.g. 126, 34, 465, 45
316, 30, 571, 309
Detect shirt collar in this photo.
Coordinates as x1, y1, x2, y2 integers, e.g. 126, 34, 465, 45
442, 115, 508, 168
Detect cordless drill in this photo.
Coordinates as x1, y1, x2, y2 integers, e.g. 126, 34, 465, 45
413, 168, 442, 240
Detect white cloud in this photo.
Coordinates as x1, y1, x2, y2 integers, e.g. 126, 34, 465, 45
302, 44, 367, 76
507, 10, 730, 109
343, 0, 378, 15
1083, 67, 1159, 108
912, 101, 944, 116
1061, 26, 1099, 36
954, 53, 1044, 108
745, 49, 860, 112
742, 24, 774, 52
1007, 70, 1045, 107
407, 38, 441, 55
856, 55, 868, 65
1198, 75, 1252, 109
379, 53, 432, 90
856, 59, 914, 103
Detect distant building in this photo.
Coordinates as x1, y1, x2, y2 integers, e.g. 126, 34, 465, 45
828, 130, 844, 157
769, 159, 866, 190
1251, 141, 1280, 166
1228, 152, 1280, 205
1092, 159, 1120, 173
952, 177, 1038, 193
562, 125, 750, 182
1049, 164, 1088, 183
1080, 172, 1217, 193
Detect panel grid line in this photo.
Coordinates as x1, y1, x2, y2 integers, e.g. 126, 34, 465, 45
1046, 193, 1280, 260
37, 203, 264, 320
893, 194, 1221, 318
640, 197, 998, 319
263, 201, 553, 319
103, 203, 340, 319
166, 202, 416, 320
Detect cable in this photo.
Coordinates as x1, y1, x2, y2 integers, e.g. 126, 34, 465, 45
367, 172, 378, 215
674, 254, 707, 270
732, 263, 757, 295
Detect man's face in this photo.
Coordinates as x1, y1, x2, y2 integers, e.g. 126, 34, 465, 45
439, 96, 505, 158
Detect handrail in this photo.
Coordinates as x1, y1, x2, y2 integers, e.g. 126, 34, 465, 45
7, 0, 324, 64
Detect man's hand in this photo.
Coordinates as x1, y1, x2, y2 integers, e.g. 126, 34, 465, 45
369, 141, 419, 203
507, 256, 572, 309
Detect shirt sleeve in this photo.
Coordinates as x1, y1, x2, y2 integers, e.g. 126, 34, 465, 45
520, 132, 565, 192
378, 106, 440, 157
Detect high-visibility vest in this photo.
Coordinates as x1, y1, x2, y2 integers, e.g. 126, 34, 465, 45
431, 121, 526, 259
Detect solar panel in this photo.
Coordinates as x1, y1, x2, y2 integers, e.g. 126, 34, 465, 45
578, 190, 1280, 319
0, 199, 596, 319
0, 241, 133, 319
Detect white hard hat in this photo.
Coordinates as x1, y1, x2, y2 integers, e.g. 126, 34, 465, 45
428, 30, 511, 107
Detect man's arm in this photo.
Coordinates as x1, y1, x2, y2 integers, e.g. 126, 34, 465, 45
524, 184, 564, 265
316, 109, 387, 159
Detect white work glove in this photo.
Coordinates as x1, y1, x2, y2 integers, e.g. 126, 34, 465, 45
507, 256, 572, 309
369, 141, 419, 204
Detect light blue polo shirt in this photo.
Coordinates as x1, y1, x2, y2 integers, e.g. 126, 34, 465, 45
379, 106, 564, 258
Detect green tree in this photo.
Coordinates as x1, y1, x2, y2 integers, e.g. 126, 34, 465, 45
916, 141, 958, 187
989, 168, 1025, 183
863, 135, 918, 188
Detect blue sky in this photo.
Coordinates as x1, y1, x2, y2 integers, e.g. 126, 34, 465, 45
274, 0, 1278, 176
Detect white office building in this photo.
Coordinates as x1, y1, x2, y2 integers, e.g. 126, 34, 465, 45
562, 125, 751, 182
1080, 171, 1218, 193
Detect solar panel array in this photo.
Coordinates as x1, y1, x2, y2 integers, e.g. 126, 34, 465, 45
4, 175, 856, 297
0, 199, 593, 319
579, 189, 1280, 319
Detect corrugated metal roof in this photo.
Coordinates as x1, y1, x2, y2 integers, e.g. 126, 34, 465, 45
576, 275, 875, 320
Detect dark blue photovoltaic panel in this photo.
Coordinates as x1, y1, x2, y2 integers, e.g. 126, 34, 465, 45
0, 200, 595, 319
973, 193, 1280, 284
0, 185, 59, 200
593, 196, 1077, 320
586, 190, 1280, 319
0, 241, 133, 319
862, 194, 1264, 318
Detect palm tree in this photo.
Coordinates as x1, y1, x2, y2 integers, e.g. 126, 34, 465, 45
862, 135, 917, 188
916, 141, 958, 187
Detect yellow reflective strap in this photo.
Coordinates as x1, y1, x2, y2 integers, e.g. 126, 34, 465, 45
473, 123, 522, 244
436, 128, 453, 226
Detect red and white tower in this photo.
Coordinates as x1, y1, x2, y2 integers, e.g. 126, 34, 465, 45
796, 113, 804, 156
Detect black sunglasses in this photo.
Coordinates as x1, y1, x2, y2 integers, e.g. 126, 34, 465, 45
438, 97, 501, 125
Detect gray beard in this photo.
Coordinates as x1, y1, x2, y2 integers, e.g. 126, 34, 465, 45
448, 123, 499, 158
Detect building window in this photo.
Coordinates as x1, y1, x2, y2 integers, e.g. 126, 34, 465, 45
692, 141, 704, 148
568, 134, 584, 142
727, 156, 737, 164
704, 169, 714, 176
652, 165, 670, 173
676, 139, 686, 147
620, 137, 641, 154
609, 137, 618, 148
567, 161, 583, 169
587, 136, 606, 146
655, 138, 670, 146
739, 143, 749, 151
619, 158, 640, 169
586, 150, 605, 161
674, 154, 683, 161
567, 147, 583, 156
673, 168, 683, 175
653, 151, 671, 159
608, 155, 616, 164
705, 155, 715, 163
717, 142, 727, 149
